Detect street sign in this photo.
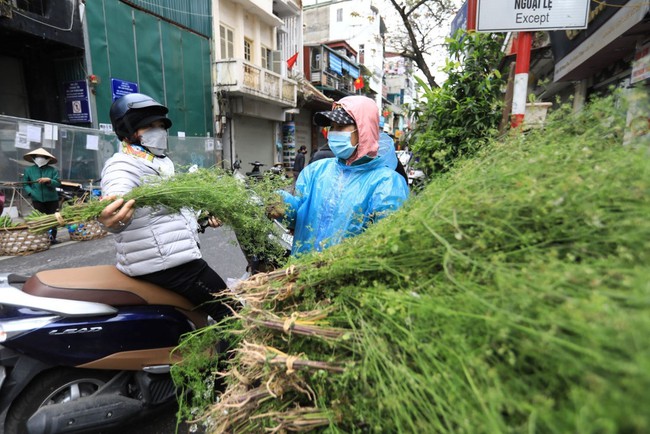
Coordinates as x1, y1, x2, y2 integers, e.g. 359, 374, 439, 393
64, 80, 92, 124
476, 0, 590, 32
111, 78, 139, 101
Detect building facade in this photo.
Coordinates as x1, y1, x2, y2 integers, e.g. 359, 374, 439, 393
0, 0, 308, 188
0, 0, 217, 189
212, 0, 300, 171
302, 0, 385, 107
383, 52, 416, 142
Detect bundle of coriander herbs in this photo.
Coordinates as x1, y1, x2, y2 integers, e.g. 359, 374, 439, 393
24, 168, 291, 266
172, 92, 650, 434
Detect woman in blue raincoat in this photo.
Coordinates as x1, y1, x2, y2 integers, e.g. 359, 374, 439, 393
273, 95, 409, 256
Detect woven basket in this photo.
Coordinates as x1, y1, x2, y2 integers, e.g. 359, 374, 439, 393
68, 220, 108, 241
0, 226, 50, 256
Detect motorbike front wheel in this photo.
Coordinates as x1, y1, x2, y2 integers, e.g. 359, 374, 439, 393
5, 368, 115, 434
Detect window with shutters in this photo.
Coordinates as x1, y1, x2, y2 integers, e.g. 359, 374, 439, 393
220, 25, 234, 59
244, 39, 253, 62
261, 47, 272, 70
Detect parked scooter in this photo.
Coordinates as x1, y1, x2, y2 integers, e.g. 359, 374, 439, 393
0, 267, 212, 434
56, 181, 102, 207
232, 160, 287, 183
244, 161, 265, 181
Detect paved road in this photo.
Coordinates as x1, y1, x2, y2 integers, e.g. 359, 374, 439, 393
0, 226, 248, 434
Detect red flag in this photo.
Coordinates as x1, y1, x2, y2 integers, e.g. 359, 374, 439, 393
354, 76, 364, 90
287, 52, 299, 70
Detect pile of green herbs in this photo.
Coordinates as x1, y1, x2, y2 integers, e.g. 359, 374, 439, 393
174, 93, 649, 433
25, 168, 290, 265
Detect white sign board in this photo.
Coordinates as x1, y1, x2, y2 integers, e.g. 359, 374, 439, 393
477, 0, 590, 32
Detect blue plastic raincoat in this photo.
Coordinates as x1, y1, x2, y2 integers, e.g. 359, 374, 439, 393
280, 95, 409, 256
279, 156, 409, 256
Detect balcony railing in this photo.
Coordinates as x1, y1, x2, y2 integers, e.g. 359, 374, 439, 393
310, 69, 355, 94
215, 59, 297, 108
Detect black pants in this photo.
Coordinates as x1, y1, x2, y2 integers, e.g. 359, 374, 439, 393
32, 200, 58, 240
136, 258, 231, 321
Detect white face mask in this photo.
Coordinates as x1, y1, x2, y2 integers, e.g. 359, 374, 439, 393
33, 156, 49, 167
140, 127, 168, 156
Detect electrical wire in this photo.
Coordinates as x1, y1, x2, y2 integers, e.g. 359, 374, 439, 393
12, 4, 75, 32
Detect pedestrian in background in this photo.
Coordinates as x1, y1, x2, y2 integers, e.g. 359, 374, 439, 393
269, 95, 409, 256
23, 148, 61, 244
309, 142, 334, 163
97, 93, 229, 321
292, 145, 307, 182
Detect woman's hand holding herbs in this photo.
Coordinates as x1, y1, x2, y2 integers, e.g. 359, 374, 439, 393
265, 195, 284, 220
98, 196, 136, 230
207, 215, 222, 228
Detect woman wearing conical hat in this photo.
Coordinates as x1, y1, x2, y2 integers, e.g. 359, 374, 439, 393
23, 148, 61, 244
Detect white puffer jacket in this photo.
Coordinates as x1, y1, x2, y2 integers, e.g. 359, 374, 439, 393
100, 150, 202, 277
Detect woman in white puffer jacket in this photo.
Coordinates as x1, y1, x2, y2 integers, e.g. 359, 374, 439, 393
98, 93, 229, 321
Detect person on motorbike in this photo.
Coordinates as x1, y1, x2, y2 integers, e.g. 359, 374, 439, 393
269, 95, 409, 256
22, 148, 61, 244
97, 93, 230, 321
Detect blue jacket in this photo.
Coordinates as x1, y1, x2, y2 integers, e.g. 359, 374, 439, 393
279, 156, 409, 256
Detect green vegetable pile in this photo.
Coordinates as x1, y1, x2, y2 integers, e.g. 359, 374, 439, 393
24, 169, 290, 265
0, 215, 18, 228
174, 92, 650, 433
1, 210, 47, 229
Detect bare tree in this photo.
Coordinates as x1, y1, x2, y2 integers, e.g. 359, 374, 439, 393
385, 0, 456, 89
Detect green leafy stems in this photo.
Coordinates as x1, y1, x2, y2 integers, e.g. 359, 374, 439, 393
24, 167, 291, 266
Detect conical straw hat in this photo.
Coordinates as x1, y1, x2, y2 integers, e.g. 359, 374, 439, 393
23, 148, 57, 164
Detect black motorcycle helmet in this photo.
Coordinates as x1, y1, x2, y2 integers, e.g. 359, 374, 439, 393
109, 93, 172, 141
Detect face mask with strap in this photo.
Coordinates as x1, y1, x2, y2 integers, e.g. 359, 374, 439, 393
328, 129, 358, 160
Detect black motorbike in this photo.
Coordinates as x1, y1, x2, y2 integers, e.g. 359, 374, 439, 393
0, 267, 211, 434
56, 181, 101, 208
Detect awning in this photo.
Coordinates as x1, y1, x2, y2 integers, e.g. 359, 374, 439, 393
342, 60, 359, 78
553, 0, 650, 81
299, 80, 333, 109
329, 52, 342, 75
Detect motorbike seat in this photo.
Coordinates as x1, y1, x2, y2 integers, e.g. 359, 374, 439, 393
22, 265, 200, 312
